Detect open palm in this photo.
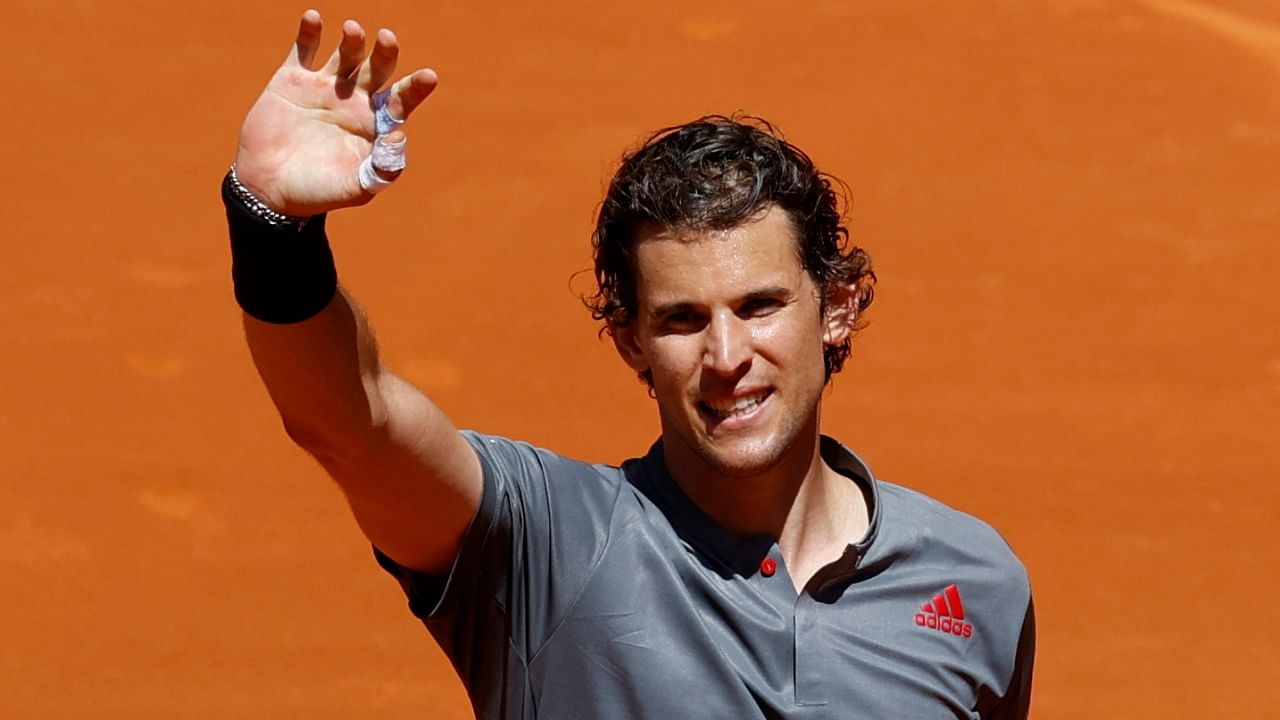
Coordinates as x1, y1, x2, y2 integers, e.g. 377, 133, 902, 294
234, 11, 437, 217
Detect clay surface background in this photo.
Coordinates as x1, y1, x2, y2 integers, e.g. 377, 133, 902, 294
2, 1, 1278, 717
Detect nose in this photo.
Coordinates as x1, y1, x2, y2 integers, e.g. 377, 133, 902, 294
703, 311, 753, 376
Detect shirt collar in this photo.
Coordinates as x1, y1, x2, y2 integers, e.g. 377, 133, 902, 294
628, 435, 883, 581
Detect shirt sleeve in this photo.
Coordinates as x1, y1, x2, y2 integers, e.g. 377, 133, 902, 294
986, 595, 1036, 720
373, 431, 621, 695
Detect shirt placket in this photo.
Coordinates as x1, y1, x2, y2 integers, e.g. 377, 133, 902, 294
751, 544, 831, 708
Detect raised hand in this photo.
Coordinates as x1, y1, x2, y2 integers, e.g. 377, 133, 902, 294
233, 10, 438, 217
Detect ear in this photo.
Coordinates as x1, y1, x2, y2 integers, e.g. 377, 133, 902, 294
611, 323, 650, 374
822, 282, 859, 346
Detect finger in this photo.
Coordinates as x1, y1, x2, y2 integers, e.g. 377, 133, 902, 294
391, 69, 440, 121
322, 19, 367, 78
289, 9, 323, 69
357, 28, 399, 92
358, 131, 407, 195
372, 130, 407, 173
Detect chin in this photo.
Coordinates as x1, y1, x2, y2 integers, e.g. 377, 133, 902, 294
693, 435, 791, 479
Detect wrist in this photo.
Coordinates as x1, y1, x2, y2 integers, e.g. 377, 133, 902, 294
226, 164, 310, 229
222, 170, 337, 324
228, 147, 296, 212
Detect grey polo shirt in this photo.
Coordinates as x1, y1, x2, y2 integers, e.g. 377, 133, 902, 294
376, 432, 1034, 719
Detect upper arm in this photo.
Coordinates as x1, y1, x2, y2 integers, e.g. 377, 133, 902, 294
309, 367, 483, 575
243, 288, 482, 576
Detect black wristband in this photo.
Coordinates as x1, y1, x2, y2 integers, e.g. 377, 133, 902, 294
222, 171, 338, 324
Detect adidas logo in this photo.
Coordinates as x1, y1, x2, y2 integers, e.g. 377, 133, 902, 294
914, 584, 974, 639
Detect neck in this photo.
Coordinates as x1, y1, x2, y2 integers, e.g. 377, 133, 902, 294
663, 433, 819, 538
661, 414, 864, 551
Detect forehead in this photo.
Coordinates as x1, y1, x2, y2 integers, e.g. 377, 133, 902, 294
631, 207, 809, 304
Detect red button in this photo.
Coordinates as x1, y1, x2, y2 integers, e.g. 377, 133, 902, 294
760, 558, 777, 577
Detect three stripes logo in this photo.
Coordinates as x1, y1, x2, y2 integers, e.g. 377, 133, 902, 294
914, 584, 974, 639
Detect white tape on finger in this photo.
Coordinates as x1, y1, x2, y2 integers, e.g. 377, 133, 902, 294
371, 134, 407, 173
358, 134, 408, 194
372, 88, 406, 136
358, 155, 394, 194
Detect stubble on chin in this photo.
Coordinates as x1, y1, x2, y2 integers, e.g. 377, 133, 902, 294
699, 436, 792, 479
664, 407, 794, 481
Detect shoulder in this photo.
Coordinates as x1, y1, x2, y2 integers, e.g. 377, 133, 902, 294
878, 482, 1021, 551
459, 430, 628, 517
461, 430, 620, 482
877, 480, 1028, 572
875, 479, 1030, 594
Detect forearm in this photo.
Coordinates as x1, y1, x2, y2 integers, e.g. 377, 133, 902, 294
243, 286, 388, 457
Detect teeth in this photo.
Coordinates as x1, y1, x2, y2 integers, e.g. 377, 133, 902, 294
704, 391, 769, 418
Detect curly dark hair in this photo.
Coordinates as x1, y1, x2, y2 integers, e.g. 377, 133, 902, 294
587, 114, 876, 383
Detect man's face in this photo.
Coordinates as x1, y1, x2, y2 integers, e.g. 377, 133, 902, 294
613, 206, 855, 480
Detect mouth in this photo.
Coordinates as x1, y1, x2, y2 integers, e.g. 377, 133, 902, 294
698, 389, 772, 422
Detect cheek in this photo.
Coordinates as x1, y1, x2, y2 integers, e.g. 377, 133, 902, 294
645, 338, 700, 386
753, 316, 825, 362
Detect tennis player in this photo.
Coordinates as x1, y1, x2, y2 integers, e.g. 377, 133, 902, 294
224, 11, 1034, 718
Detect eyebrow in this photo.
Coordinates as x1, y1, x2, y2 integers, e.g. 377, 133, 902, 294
648, 286, 792, 321
649, 301, 696, 321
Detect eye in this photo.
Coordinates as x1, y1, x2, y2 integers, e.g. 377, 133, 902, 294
739, 297, 783, 317
658, 310, 706, 334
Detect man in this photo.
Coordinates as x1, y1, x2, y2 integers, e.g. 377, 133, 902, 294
225, 10, 1034, 719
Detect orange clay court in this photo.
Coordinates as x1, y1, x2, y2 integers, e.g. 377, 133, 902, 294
1, 1, 1277, 717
